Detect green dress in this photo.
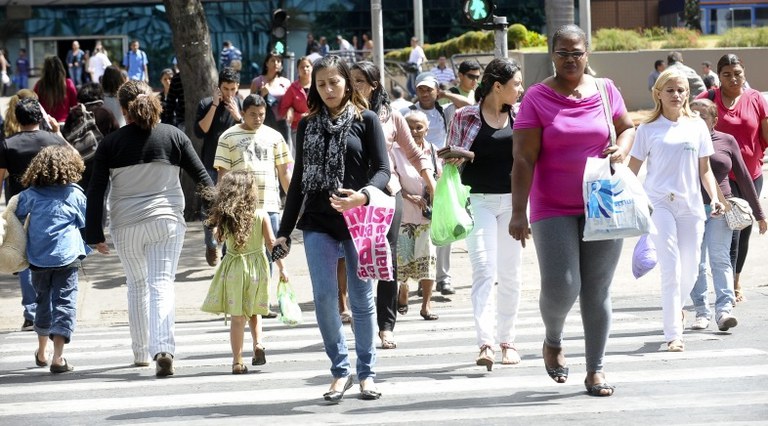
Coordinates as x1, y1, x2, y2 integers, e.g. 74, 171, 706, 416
201, 210, 270, 317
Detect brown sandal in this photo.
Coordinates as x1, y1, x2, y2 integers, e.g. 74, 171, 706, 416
252, 344, 266, 366
232, 362, 248, 374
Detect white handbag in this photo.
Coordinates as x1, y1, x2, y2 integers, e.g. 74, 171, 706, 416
724, 197, 753, 231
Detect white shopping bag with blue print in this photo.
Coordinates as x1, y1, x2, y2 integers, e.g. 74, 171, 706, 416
582, 157, 654, 241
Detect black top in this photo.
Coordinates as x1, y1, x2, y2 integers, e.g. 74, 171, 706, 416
278, 109, 391, 241
461, 111, 513, 194
0, 130, 67, 198
164, 72, 185, 126
194, 96, 243, 169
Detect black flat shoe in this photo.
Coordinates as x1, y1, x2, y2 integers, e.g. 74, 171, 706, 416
35, 350, 48, 367
50, 358, 74, 374
323, 375, 354, 403
360, 379, 382, 400
420, 311, 439, 321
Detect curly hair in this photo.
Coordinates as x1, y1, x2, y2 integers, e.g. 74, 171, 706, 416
21, 145, 84, 188
204, 171, 260, 249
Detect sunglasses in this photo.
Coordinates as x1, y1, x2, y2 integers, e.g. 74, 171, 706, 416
464, 74, 481, 80
554, 51, 586, 59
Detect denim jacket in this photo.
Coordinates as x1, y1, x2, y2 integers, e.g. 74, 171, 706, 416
15, 184, 91, 268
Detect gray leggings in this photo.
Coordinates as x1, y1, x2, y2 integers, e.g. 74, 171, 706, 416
531, 215, 622, 372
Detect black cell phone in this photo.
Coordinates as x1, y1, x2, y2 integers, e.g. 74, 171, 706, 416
271, 239, 291, 262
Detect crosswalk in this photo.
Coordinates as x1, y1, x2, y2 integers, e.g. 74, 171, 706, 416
1, 298, 766, 424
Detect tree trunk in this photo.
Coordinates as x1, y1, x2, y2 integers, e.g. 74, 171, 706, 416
162, 0, 218, 220
545, 0, 575, 49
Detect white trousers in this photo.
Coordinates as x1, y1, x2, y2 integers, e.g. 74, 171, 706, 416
111, 218, 186, 362
466, 193, 523, 348
649, 196, 704, 342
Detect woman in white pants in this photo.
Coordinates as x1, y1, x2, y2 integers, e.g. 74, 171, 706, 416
628, 69, 724, 352
86, 80, 213, 376
445, 58, 524, 370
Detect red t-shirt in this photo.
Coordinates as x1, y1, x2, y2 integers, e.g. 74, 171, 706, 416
34, 78, 78, 122
696, 88, 768, 179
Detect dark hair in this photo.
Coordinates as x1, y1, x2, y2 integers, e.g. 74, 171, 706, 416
223, 40, 232, 47
296, 56, 313, 69
21, 145, 84, 188
474, 58, 521, 113
550, 24, 588, 52
77, 82, 104, 104
667, 51, 683, 65
160, 68, 174, 79
391, 86, 404, 99
307, 55, 367, 118
350, 61, 390, 116
118, 80, 162, 130
242, 93, 267, 111
218, 67, 240, 87
261, 52, 283, 77
702, 60, 712, 68
654, 59, 665, 69
101, 65, 125, 95
458, 60, 482, 75
702, 74, 715, 90
15, 98, 43, 126
716, 53, 744, 74
37, 56, 67, 110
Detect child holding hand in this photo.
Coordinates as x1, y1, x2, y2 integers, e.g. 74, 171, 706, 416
15, 145, 89, 374
201, 171, 288, 374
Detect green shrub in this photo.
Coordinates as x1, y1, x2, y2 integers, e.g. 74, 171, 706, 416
717, 27, 768, 47
641, 26, 668, 40
661, 27, 700, 48
508, 23, 527, 49
521, 30, 547, 48
593, 28, 650, 51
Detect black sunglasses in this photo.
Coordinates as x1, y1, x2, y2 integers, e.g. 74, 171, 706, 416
554, 50, 586, 59
464, 74, 481, 80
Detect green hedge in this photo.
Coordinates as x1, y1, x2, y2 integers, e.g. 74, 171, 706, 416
717, 27, 768, 47
661, 28, 701, 48
592, 28, 650, 51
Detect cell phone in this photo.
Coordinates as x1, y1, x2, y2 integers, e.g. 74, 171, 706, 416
271, 240, 291, 262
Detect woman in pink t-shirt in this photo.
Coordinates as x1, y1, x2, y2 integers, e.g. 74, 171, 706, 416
34, 56, 78, 123
511, 24, 635, 397
695, 53, 768, 302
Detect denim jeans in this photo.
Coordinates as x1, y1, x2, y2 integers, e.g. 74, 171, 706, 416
32, 265, 78, 343
19, 268, 36, 321
303, 230, 376, 381
69, 66, 82, 87
203, 168, 219, 250
691, 208, 734, 320
466, 193, 523, 348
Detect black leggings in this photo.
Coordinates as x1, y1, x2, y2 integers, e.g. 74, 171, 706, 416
377, 192, 403, 333
729, 175, 763, 274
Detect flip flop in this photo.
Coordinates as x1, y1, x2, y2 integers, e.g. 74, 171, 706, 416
420, 311, 439, 321
34, 350, 48, 367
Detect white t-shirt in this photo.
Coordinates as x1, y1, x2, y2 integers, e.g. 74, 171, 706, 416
89, 52, 112, 83
630, 115, 714, 218
408, 46, 425, 65
400, 104, 446, 149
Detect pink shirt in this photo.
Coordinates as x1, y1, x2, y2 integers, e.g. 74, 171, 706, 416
695, 88, 768, 180
34, 78, 78, 122
513, 80, 627, 222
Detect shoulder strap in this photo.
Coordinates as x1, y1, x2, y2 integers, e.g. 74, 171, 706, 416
408, 104, 417, 111
595, 78, 616, 146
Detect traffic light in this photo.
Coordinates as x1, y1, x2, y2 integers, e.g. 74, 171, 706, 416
462, 0, 494, 26
270, 8, 288, 55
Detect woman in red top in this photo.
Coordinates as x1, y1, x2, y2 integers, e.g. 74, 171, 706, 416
34, 56, 78, 123
278, 56, 312, 155
695, 53, 768, 302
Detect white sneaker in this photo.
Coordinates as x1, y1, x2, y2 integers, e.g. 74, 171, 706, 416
690, 316, 710, 330
716, 313, 738, 331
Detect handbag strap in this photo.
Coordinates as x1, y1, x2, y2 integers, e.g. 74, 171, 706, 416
427, 142, 438, 180
595, 78, 616, 146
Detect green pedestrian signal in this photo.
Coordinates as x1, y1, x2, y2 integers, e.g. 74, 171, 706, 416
273, 41, 285, 55
463, 0, 494, 26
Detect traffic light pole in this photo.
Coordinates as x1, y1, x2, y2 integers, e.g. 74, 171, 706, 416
492, 15, 508, 59
371, 0, 385, 87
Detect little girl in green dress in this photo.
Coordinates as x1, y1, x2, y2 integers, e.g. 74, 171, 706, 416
202, 171, 288, 374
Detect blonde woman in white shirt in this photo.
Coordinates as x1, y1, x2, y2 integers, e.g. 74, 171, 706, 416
628, 68, 724, 352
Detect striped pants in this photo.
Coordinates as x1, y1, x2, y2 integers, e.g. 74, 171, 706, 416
111, 218, 186, 363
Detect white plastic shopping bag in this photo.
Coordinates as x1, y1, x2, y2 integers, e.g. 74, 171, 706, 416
342, 186, 396, 281
582, 157, 654, 241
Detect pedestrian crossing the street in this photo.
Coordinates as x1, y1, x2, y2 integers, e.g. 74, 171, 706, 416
1, 299, 766, 424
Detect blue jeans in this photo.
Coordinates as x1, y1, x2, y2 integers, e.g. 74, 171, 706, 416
69, 66, 82, 86
691, 208, 734, 320
303, 231, 376, 380
13, 74, 28, 90
32, 265, 79, 343
203, 168, 219, 250
19, 269, 36, 321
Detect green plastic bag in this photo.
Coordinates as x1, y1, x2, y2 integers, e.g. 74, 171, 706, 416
430, 163, 474, 246
277, 278, 303, 326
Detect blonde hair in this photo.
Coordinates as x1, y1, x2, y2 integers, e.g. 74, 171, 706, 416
645, 68, 696, 124
4, 89, 38, 137
21, 145, 84, 188
204, 171, 260, 250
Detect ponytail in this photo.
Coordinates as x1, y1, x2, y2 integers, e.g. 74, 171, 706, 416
118, 80, 162, 129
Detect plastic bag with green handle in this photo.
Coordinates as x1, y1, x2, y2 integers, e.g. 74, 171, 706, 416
430, 163, 474, 246
277, 278, 303, 326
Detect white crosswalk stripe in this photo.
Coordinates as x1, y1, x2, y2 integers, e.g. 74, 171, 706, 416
1, 300, 765, 423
